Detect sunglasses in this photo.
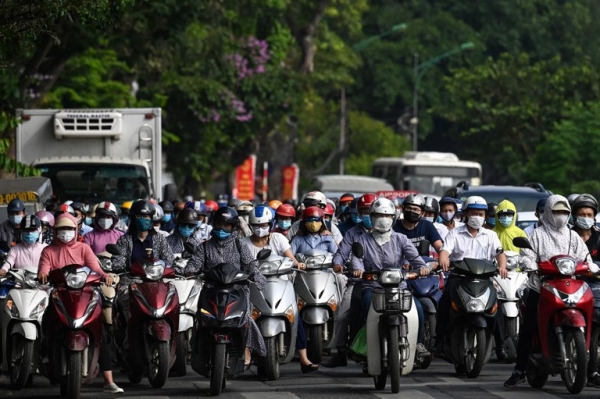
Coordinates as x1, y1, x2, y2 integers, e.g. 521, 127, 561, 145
305, 217, 322, 223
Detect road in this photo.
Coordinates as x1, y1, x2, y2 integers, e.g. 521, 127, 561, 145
2, 357, 599, 399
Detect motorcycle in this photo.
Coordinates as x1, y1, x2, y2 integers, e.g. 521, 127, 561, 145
513, 236, 593, 394
108, 244, 180, 388
440, 257, 499, 378
0, 267, 49, 389
250, 249, 299, 380
191, 262, 252, 396
43, 264, 105, 399
491, 250, 528, 360
588, 271, 600, 383
294, 249, 339, 364
350, 243, 419, 393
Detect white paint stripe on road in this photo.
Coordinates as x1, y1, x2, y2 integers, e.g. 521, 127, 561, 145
374, 389, 435, 399
241, 392, 301, 399
482, 386, 561, 399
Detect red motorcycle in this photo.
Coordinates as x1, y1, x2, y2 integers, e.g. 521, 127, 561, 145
43, 264, 105, 399
513, 237, 594, 394
108, 245, 179, 388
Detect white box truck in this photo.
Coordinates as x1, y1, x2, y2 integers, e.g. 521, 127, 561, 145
15, 108, 172, 203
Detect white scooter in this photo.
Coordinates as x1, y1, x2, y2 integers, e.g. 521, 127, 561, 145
0, 267, 49, 389
250, 249, 299, 380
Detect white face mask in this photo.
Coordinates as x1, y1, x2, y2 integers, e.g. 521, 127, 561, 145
57, 230, 76, 244
372, 217, 393, 233
467, 216, 485, 230
252, 226, 270, 238
423, 217, 434, 223
98, 218, 113, 230
575, 216, 595, 230
441, 211, 455, 222
554, 214, 569, 229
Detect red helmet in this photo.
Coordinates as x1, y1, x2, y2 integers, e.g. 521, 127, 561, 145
357, 193, 377, 211
276, 203, 296, 218
302, 206, 324, 220
204, 200, 219, 211
324, 203, 334, 217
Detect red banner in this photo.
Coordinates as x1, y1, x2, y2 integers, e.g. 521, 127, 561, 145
281, 164, 299, 201
234, 155, 256, 200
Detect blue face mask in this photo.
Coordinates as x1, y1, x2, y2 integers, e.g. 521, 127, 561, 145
134, 218, 152, 231
212, 228, 231, 240
85, 217, 92, 226
163, 214, 172, 223
9, 215, 23, 226
277, 220, 292, 230
197, 220, 204, 229
487, 217, 496, 227
351, 213, 361, 224
498, 216, 513, 228
22, 231, 39, 245
436, 216, 443, 223
361, 215, 373, 229
178, 225, 195, 238
340, 205, 348, 214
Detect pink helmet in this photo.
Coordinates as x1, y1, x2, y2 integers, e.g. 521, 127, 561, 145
35, 211, 55, 227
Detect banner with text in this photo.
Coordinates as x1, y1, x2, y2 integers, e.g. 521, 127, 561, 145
234, 155, 256, 200
281, 164, 299, 202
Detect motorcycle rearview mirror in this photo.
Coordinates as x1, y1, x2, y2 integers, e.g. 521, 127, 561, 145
512, 237, 532, 250
418, 239, 431, 256
105, 244, 121, 256
257, 248, 272, 261
0, 241, 10, 252
496, 246, 504, 255
352, 242, 364, 259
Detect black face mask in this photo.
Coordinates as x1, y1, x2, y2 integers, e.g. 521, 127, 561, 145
403, 210, 421, 223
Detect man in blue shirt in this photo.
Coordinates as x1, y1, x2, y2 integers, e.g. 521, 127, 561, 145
393, 195, 443, 253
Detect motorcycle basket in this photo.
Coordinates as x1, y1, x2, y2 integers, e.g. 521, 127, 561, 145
372, 288, 412, 313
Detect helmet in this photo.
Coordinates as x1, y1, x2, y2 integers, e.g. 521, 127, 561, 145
129, 199, 155, 217
153, 204, 164, 222
324, 203, 335, 217
205, 200, 219, 212
174, 201, 186, 212
121, 201, 133, 212
536, 197, 547, 212
217, 194, 229, 207
268, 200, 282, 210
236, 201, 254, 215
228, 198, 241, 208
348, 198, 360, 213
487, 202, 499, 217
339, 193, 355, 204
249, 205, 274, 225
572, 194, 599, 215
370, 197, 396, 216
403, 194, 426, 209
159, 200, 174, 213
213, 207, 240, 225
7, 198, 25, 212
71, 202, 88, 215
20, 215, 41, 230
35, 211, 55, 227
386, 195, 404, 208
439, 197, 458, 210
303, 191, 327, 207
357, 193, 378, 211
567, 193, 580, 207
302, 206, 324, 220
185, 201, 208, 216
177, 208, 198, 224
95, 201, 118, 221
463, 196, 488, 211
56, 203, 76, 217
424, 197, 440, 216
276, 203, 296, 218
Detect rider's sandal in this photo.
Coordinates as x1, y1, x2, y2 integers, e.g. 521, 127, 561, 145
301, 364, 319, 374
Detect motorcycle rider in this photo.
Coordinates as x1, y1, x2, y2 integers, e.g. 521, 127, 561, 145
236, 200, 255, 238
158, 200, 176, 233
116, 201, 133, 233
423, 196, 449, 242
523, 198, 547, 236
272, 203, 296, 240
493, 199, 527, 252
0, 215, 47, 276
36, 213, 121, 393
337, 198, 360, 236
185, 201, 212, 242
166, 208, 201, 268
35, 210, 55, 245
71, 202, 92, 236
438, 197, 464, 231
0, 198, 26, 246
290, 206, 338, 254
485, 202, 499, 230
288, 192, 343, 244
394, 194, 443, 253
336, 193, 355, 223
83, 201, 124, 255
151, 204, 169, 237
503, 194, 597, 388
434, 196, 508, 355
184, 207, 267, 368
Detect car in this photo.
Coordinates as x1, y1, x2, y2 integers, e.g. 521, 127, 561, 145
443, 182, 552, 214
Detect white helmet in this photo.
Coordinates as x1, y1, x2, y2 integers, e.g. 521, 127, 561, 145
153, 203, 164, 222
304, 191, 327, 207
236, 201, 254, 215
463, 196, 488, 211
249, 205, 273, 225
370, 197, 396, 216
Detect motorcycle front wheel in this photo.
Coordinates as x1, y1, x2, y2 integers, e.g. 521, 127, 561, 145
562, 327, 587, 394
147, 340, 169, 388
9, 335, 34, 390
389, 327, 400, 393
307, 324, 323, 364
210, 343, 226, 396
66, 351, 82, 399
464, 327, 486, 378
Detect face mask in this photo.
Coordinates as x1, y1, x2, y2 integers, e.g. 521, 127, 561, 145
212, 228, 231, 240
85, 217, 93, 226
277, 220, 291, 230
252, 226, 270, 238
351, 213, 361, 224
134, 218, 152, 231
554, 214, 569, 228
98, 218, 113, 230
467, 216, 485, 230
372, 217, 393, 233
340, 205, 348, 214
423, 217, 434, 223
197, 220, 204, 229
178, 225, 195, 238
436, 216, 443, 223
487, 217, 496, 227
361, 215, 373, 229
57, 230, 76, 244
22, 231, 39, 245
568, 215, 574, 225
575, 216, 595, 230
9, 215, 23, 226
440, 211, 455, 222
305, 221, 322, 233
163, 214, 172, 223
153, 225, 161, 233
498, 216, 513, 228
403, 211, 421, 223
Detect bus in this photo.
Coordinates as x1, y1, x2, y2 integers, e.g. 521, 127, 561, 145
372, 152, 482, 197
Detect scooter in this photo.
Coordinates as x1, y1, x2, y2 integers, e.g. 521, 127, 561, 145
108, 244, 180, 388
1, 267, 49, 389
191, 262, 252, 396
491, 250, 528, 360
440, 257, 498, 378
250, 249, 299, 380
513, 236, 593, 394
350, 243, 419, 393
43, 264, 105, 399
294, 249, 339, 364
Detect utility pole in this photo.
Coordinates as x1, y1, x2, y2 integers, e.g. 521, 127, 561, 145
339, 87, 346, 174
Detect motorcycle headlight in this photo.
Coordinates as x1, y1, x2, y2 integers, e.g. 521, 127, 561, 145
466, 299, 485, 313
380, 270, 403, 285
555, 257, 577, 276
506, 256, 519, 270
65, 270, 88, 289
5, 296, 19, 318
144, 261, 165, 281
493, 280, 506, 299
29, 297, 48, 319
25, 272, 39, 288
305, 256, 326, 269
259, 261, 282, 275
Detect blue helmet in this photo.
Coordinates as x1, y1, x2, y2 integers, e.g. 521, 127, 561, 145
185, 201, 208, 216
